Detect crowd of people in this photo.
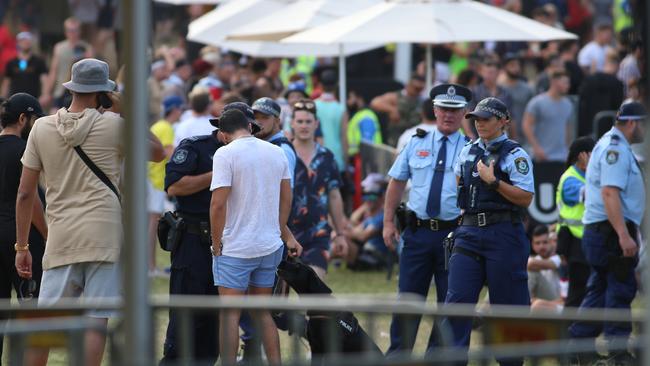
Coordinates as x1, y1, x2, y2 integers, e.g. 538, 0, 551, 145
0, 1, 646, 365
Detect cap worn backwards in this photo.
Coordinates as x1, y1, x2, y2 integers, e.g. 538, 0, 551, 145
4, 93, 45, 117
429, 83, 472, 109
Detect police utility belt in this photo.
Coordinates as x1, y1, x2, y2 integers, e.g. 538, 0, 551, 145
396, 205, 459, 232
157, 211, 211, 252
461, 210, 521, 227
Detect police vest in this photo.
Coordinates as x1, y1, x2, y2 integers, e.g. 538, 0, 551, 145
458, 139, 520, 213
556, 165, 586, 239
347, 108, 382, 155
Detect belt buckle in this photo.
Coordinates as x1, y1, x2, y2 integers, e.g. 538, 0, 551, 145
477, 213, 487, 227
430, 219, 439, 231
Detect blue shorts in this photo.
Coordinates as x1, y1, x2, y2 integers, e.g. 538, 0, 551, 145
212, 246, 283, 291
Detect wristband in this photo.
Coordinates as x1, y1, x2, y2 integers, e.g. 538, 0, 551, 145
14, 243, 30, 252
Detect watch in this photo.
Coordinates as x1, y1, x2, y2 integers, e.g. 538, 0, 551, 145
487, 177, 500, 190
210, 242, 223, 256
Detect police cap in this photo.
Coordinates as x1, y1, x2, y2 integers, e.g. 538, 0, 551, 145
210, 102, 261, 134
252, 97, 281, 118
429, 83, 472, 109
465, 97, 510, 120
617, 101, 647, 122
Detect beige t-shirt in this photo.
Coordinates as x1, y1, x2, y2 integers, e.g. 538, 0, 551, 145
22, 108, 125, 270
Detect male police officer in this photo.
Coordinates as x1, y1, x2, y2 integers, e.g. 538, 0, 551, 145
160, 102, 260, 364
383, 83, 472, 356
442, 97, 534, 366
569, 102, 646, 365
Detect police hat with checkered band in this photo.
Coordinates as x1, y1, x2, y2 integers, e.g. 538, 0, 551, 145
429, 83, 472, 109
465, 97, 510, 120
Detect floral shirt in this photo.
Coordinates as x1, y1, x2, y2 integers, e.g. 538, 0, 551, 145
290, 143, 341, 243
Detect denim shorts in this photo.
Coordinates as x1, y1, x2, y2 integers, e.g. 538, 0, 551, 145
213, 246, 283, 291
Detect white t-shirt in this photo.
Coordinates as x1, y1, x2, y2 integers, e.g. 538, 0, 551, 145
174, 113, 216, 147
210, 136, 290, 258
396, 123, 436, 152
577, 42, 611, 72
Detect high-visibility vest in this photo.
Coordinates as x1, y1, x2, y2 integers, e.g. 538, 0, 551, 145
556, 165, 586, 239
347, 108, 382, 155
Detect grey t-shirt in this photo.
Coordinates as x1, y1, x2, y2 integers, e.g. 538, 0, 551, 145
501, 80, 534, 144
524, 93, 573, 162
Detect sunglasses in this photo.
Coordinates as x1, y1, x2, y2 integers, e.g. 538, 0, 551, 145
293, 101, 316, 112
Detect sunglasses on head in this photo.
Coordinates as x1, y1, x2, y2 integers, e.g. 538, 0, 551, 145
293, 101, 316, 112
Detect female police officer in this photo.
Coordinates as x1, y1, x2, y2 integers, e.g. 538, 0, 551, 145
441, 97, 534, 366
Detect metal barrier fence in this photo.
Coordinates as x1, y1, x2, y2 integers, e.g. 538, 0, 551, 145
0, 295, 643, 365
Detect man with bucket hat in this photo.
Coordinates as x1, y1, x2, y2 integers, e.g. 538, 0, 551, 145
14, 58, 164, 366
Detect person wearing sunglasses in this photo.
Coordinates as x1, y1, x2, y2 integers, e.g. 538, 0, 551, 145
0, 93, 47, 362
289, 99, 349, 281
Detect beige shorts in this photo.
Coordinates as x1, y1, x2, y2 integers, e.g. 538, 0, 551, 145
38, 262, 122, 318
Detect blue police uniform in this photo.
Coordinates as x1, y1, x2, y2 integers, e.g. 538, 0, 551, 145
386, 83, 472, 356
160, 133, 223, 364
569, 120, 645, 343
441, 98, 534, 366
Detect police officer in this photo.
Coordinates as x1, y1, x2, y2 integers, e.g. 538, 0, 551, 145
160, 102, 261, 364
442, 97, 534, 366
555, 137, 595, 308
568, 102, 646, 365
383, 83, 472, 356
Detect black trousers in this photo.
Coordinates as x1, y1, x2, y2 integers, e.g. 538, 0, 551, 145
0, 222, 45, 364
160, 232, 219, 366
565, 261, 591, 308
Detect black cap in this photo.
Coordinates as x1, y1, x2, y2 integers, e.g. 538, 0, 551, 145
4, 93, 44, 117
320, 69, 337, 87
617, 101, 647, 122
503, 52, 521, 64
252, 97, 281, 118
210, 102, 261, 134
429, 83, 472, 109
465, 97, 510, 120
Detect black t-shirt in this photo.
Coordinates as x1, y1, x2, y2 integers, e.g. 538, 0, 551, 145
4, 55, 48, 98
0, 135, 26, 222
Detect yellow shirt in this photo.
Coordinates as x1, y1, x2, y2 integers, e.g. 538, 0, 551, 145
148, 119, 174, 190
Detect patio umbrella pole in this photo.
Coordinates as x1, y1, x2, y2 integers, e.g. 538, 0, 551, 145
339, 43, 347, 107
426, 43, 433, 92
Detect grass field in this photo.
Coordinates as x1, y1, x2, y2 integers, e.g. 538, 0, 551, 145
3, 245, 643, 365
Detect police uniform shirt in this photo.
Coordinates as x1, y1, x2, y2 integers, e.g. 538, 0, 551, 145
268, 130, 297, 187
454, 133, 535, 193
165, 134, 223, 215
388, 127, 464, 220
583, 127, 645, 226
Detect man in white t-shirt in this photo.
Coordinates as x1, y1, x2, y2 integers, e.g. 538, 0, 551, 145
578, 21, 614, 74
527, 225, 564, 311
209, 108, 302, 365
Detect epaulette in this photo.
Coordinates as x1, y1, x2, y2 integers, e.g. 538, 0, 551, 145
180, 134, 211, 145
413, 128, 429, 138
610, 135, 620, 146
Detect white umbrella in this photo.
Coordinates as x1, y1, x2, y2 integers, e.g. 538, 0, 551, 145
187, 0, 296, 45
227, 0, 379, 42
154, 0, 227, 4
219, 41, 378, 58
284, 0, 578, 90
225, 0, 381, 106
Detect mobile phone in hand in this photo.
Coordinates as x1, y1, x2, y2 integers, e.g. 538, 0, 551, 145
98, 92, 113, 109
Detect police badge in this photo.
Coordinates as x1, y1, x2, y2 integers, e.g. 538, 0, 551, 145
514, 157, 529, 174
172, 149, 188, 164
606, 150, 619, 164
